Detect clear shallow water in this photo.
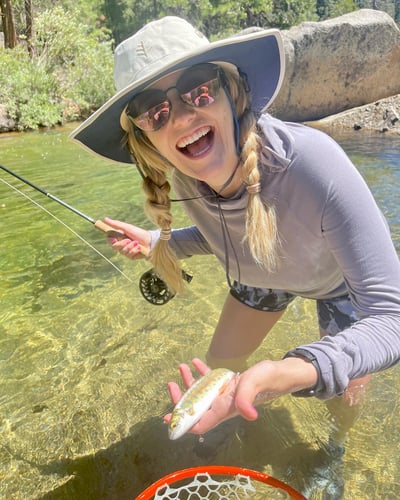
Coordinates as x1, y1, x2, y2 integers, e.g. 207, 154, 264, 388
0, 125, 399, 499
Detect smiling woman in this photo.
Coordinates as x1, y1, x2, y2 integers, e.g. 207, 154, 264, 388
69, 16, 400, 497
0, 126, 399, 499
139, 64, 239, 191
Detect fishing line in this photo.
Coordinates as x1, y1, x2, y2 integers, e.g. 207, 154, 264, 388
0, 165, 195, 304
0, 176, 135, 284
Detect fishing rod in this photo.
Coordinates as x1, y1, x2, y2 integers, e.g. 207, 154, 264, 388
0, 164, 191, 305
0, 164, 127, 240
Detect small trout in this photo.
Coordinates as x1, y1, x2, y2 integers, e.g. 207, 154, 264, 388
168, 368, 235, 440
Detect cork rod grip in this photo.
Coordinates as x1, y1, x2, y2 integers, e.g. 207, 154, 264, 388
94, 219, 150, 257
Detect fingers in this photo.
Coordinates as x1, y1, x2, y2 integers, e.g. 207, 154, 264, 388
176, 359, 211, 389
110, 238, 143, 259
167, 381, 183, 404
104, 217, 150, 245
164, 359, 242, 436
103, 217, 149, 259
235, 391, 259, 421
178, 363, 196, 388
163, 361, 210, 425
191, 358, 211, 376
233, 362, 279, 421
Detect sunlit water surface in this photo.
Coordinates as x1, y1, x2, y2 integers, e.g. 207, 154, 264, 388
0, 125, 399, 499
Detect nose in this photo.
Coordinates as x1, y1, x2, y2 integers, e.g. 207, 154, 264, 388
168, 90, 196, 126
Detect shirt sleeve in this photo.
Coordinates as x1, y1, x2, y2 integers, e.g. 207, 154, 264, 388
150, 226, 213, 258
286, 131, 400, 399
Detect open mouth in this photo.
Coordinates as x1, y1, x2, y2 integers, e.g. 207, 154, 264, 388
177, 126, 214, 158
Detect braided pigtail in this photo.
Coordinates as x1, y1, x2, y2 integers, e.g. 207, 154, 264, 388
120, 112, 185, 294
239, 110, 280, 271
223, 65, 281, 272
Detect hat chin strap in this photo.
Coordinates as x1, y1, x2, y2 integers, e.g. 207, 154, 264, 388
222, 83, 241, 157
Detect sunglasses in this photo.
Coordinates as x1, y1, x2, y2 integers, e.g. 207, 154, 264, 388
126, 63, 224, 132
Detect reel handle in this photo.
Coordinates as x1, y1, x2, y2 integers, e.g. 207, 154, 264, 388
94, 219, 192, 305
94, 219, 150, 257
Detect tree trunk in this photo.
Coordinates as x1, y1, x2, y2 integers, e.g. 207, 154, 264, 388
0, 0, 17, 48
25, 0, 34, 56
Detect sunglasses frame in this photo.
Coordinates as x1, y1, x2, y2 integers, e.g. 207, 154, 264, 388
126, 63, 226, 132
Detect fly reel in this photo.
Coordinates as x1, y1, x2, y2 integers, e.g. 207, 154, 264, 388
139, 268, 193, 305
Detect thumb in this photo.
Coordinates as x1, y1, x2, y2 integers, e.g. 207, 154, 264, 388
104, 217, 150, 246
104, 217, 133, 234
234, 379, 259, 421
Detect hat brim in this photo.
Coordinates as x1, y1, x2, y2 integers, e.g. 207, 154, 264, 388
69, 29, 285, 165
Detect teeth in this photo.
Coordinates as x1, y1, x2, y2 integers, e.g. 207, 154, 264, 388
177, 126, 210, 148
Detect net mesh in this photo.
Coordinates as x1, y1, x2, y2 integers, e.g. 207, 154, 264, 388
153, 472, 256, 499
137, 466, 304, 500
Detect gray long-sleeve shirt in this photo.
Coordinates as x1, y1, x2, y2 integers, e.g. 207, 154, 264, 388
151, 114, 400, 398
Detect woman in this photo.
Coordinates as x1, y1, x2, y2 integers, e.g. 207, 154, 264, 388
71, 16, 400, 437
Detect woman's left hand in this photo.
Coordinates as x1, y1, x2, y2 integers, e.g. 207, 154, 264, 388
164, 358, 282, 435
164, 356, 319, 435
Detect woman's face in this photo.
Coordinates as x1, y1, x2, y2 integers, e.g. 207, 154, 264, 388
142, 66, 241, 194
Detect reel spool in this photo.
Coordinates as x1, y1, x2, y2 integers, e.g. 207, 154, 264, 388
139, 269, 193, 305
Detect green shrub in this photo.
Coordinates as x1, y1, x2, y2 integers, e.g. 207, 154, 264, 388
0, 6, 115, 130
0, 46, 62, 130
33, 6, 115, 119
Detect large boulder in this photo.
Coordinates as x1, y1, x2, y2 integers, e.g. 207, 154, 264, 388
270, 9, 400, 122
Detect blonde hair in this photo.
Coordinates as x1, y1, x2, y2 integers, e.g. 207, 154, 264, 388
120, 64, 279, 294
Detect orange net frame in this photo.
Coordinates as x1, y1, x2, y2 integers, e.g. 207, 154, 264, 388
136, 465, 307, 499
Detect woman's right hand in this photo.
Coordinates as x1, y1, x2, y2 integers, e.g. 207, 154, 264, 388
103, 217, 151, 259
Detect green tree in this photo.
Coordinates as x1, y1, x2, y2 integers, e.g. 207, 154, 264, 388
204, 0, 273, 38
318, 0, 357, 18
0, 5, 114, 129
103, 0, 277, 44
268, 0, 318, 28
395, 0, 400, 21
32, 6, 114, 118
102, 0, 212, 44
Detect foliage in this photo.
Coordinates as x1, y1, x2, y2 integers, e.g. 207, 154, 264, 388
0, 46, 62, 129
268, 0, 319, 28
317, 0, 358, 18
204, 0, 274, 38
10, 0, 104, 31
101, 0, 399, 44
0, 6, 114, 130
0, 0, 399, 131
32, 6, 114, 118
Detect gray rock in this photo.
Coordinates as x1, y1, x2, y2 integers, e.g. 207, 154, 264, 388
270, 9, 400, 122
0, 104, 16, 132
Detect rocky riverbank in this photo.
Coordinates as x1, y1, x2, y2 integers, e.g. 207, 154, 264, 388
307, 94, 400, 136
1, 9, 399, 137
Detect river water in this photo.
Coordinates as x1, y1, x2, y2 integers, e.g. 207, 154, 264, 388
0, 124, 399, 499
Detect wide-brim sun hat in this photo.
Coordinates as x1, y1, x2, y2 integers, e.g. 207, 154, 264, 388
70, 16, 285, 165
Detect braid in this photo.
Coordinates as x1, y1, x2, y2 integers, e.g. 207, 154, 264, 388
120, 112, 185, 293
223, 66, 280, 271
239, 110, 280, 271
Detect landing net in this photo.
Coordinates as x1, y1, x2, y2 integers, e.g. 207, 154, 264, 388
136, 465, 307, 499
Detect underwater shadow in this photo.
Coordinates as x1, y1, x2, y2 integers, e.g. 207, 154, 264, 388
36, 402, 337, 500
